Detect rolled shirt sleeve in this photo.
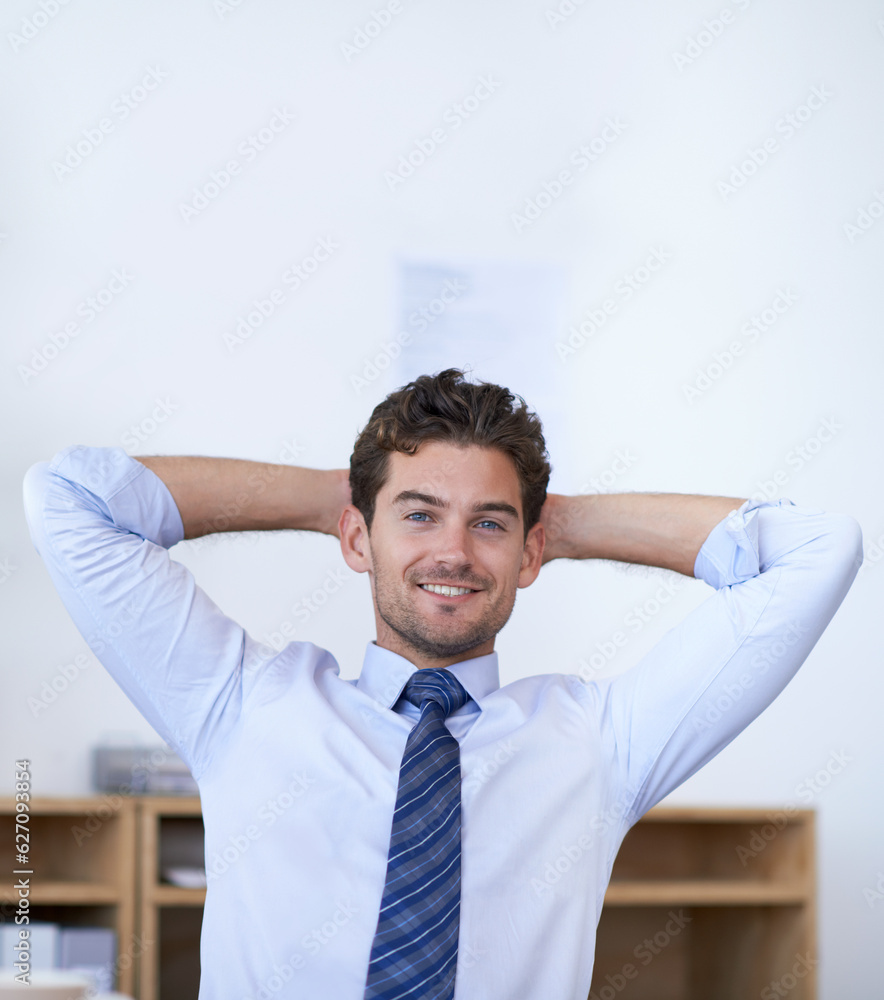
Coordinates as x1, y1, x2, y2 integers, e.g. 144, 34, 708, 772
23, 445, 257, 779
593, 497, 863, 824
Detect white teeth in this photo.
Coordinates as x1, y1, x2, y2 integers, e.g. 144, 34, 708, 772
420, 584, 474, 596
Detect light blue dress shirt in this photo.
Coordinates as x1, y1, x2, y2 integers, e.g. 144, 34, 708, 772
23, 446, 862, 1000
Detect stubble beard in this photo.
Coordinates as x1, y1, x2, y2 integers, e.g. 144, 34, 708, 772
370, 546, 517, 661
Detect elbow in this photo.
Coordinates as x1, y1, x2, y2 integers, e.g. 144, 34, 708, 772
23, 459, 52, 499
821, 511, 864, 591
22, 461, 53, 543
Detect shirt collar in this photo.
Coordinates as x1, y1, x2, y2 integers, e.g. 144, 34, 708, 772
356, 640, 501, 709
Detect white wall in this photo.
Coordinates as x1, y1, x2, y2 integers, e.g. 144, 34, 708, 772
2, 0, 882, 994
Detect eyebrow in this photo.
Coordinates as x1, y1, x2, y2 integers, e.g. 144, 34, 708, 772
392, 490, 520, 520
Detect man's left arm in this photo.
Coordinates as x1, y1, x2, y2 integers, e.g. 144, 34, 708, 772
540, 491, 864, 823
539, 491, 745, 574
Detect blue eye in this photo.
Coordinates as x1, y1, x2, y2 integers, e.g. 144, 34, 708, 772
477, 520, 502, 530
406, 512, 430, 522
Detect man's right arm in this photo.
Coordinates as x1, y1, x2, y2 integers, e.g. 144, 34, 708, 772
23, 446, 350, 778
135, 456, 351, 540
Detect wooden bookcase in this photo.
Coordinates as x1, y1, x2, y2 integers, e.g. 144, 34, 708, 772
590, 808, 816, 999
136, 797, 204, 1000
2, 800, 817, 999
0, 796, 137, 996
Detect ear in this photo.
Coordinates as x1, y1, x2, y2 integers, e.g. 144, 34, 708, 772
517, 521, 545, 589
339, 504, 372, 574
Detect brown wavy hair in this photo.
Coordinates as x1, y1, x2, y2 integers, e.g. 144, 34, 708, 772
349, 368, 551, 539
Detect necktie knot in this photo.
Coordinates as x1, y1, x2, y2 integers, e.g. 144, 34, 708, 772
402, 668, 470, 718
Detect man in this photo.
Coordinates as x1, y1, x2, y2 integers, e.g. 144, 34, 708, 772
24, 368, 861, 999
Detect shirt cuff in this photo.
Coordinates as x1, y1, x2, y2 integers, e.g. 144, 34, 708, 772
692, 497, 795, 589
48, 445, 185, 549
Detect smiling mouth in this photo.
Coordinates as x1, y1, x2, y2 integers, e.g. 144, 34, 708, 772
419, 583, 478, 597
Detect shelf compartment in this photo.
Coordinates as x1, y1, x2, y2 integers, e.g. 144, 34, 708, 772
0, 799, 134, 886
590, 903, 815, 1000
0, 799, 137, 998
610, 808, 814, 885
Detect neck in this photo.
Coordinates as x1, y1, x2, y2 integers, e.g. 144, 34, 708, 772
372, 635, 495, 671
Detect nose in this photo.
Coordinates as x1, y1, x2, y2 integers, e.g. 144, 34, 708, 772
432, 519, 474, 569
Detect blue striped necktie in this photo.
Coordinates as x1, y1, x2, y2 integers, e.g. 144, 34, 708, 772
364, 668, 471, 1000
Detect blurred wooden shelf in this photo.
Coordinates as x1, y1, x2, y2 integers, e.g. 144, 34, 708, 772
0, 881, 122, 905
0, 796, 137, 996
137, 796, 204, 1000
590, 806, 816, 999
150, 885, 206, 906
2, 799, 816, 1000
604, 878, 810, 906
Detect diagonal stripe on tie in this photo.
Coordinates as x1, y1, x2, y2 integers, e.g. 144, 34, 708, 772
364, 668, 471, 1000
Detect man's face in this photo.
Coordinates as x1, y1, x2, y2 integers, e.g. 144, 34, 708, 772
352, 440, 543, 668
